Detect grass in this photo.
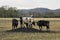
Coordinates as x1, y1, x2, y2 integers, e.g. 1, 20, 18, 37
0, 18, 60, 40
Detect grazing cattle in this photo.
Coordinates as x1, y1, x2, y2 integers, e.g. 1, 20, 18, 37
23, 17, 34, 28
12, 19, 18, 29
20, 16, 34, 28
37, 20, 50, 30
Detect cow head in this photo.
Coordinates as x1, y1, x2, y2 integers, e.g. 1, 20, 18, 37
32, 21, 36, 26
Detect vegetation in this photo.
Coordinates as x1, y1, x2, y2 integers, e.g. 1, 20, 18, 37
0, 6, 19, 18
0, 6, 60, 18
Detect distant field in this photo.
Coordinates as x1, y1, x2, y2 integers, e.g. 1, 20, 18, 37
0, 18, 60, 40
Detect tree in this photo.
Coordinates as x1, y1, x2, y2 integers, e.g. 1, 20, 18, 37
0, 6, 19, 18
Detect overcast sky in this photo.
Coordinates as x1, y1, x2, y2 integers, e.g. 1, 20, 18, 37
0, 0, 60, 9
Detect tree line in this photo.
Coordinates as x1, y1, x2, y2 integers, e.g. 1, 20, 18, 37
0, 6, 19, 18
0, 6, 60, 18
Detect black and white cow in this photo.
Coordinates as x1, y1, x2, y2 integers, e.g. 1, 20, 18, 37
20, 16, 34, 28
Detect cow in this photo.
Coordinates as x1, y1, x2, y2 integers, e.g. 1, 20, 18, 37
20, 17, 23, 28
12, 19, 18, 29
36, 20, 50, 31
20, 16, 34, 28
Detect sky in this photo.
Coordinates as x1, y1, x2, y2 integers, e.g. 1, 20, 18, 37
0, 0, 60, 10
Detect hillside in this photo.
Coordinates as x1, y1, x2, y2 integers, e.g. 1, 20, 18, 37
18, 8, 60, 14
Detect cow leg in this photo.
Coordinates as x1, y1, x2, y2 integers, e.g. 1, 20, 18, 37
29, 24, 30, 28
39, 26, 42, 31
29, 24, 32, 28
40, 26, 42, 31
30, 24, 32, 28
15, 25, 17, 29
46, 25, 49, 31
26, 23, 28, 28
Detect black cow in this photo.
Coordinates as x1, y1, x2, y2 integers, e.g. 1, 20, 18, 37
37, 20, 50, 30
20, 17, 23, 28
12, 19, 18, 29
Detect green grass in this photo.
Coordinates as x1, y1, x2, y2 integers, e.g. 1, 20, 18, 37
0, 18, 60, 40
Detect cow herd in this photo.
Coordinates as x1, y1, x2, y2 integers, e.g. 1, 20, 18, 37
12, 17, 50, 31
